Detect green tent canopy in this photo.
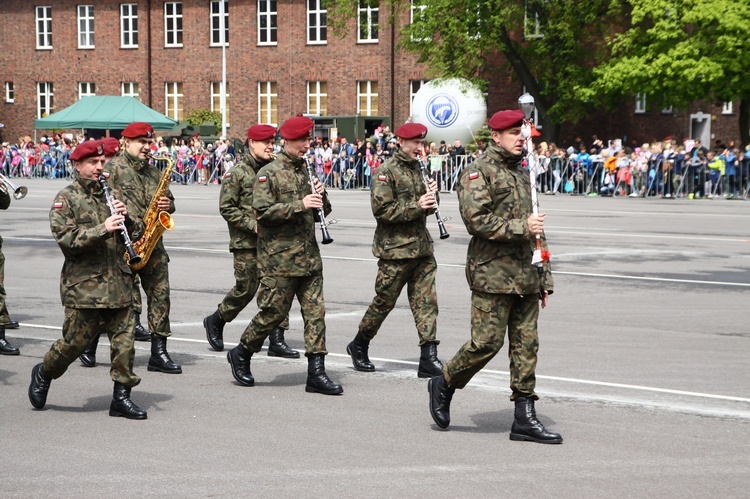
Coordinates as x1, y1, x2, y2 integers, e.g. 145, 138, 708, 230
35, 96, 177, 130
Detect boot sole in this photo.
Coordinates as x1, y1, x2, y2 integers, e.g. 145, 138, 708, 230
509, 432, 563, 444
203, 317, 224, 352
134, 334, 151, 342
226, 351, 255, 386
79, 358, 96, 368
305, 385, 343, 395
345, 344, 375, 372
267, 349, 300, 358
147, 365, 183, 374
109, 409, 148, 420
418, 369, 442, 378
0, 349, 20, 355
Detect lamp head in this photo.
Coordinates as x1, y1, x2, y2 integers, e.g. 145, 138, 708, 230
518, 93, 535, 120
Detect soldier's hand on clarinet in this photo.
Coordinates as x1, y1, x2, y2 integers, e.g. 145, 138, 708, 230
311, 177, 325, 195
528, 213, 546, 236
303, 193, 324, 209
427, 178, 438, 194
104, 213, 126, 233
418, 192, 437, 210
112, 199, 128, 218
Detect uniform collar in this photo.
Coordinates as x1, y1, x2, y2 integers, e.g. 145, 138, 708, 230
123, 151, 148, 171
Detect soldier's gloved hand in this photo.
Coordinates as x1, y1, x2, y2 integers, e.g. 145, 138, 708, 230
418, 192, 436, 210
303, 193, 324, 209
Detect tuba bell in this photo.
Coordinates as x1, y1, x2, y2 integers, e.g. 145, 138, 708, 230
0, 173, 27, 199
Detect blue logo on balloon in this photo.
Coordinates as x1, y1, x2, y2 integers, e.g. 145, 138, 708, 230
426, 94, 459, 128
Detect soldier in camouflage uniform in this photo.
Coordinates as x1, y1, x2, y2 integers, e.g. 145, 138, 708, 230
0, 181, 20, 355
28, 139, 148, 419
346, 122, 443, 378
227, 116, 342, 395
106, 122, 182, 374
428, 109, 562, 444
203, 124, 296, 357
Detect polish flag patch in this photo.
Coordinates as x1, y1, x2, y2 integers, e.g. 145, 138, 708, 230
378, 174, 387, 181
224, 171, 232, 178
257, 176, 267, 183
53, 201, 64, 209
469, 172, 479, 180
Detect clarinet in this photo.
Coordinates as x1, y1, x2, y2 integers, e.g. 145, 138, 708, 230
98, 174, 142, 266
419, 160, 450, 240
303, 157, 334, 245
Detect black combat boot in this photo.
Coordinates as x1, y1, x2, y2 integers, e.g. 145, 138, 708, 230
79, 334, 100, 367
4, 320, 19, 329
227, 343, 255, 386
509, 397, 563, 444
134, 313, 150, 341
203, 309, 226, 351
0, 326, 20, 355
418, 342, 443, 378
147, 335, 183, 374
28, 363, 52, 409
305, 354, 343, 395
109, 382, 148, 420
428, 374, 454, 430
267, 327, 300, 358
346, 331, 375, 372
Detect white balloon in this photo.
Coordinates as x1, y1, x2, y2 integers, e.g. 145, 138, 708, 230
411, 78, 487, 146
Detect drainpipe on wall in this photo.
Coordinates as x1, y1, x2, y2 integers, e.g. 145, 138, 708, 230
147, 0, 153, 108
390, 12, 396, 124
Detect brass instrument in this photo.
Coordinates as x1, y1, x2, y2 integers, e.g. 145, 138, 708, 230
418, 152, 450, 239
0, 173, 27, 200
99, 174, 142, 266
303, 155, 334, 245
126, 154, 175, 269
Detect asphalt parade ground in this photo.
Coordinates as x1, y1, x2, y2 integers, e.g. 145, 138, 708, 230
1, 178, 749, 497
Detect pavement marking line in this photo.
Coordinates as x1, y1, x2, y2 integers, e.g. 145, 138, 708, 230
171, 311, 365, 328
544, 229, 750, 243
13, 326, 750, 405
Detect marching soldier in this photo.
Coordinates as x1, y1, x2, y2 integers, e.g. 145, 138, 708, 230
226, 115, 342, 395
427, 110, 562, 444
346, 122, 443, 377
106, 122, 182, 374
28, 139, 147, 419
0, 178, 20, 355
203, 124, 297, 358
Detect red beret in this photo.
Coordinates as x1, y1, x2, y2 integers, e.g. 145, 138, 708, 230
122, 122, 155, 139
279, 116, 314, 140
101, 137, 121, 156
395, 123, 428, 140
70, 140, 105, 162
488, 110, 525, 131
247, 124, 277, 141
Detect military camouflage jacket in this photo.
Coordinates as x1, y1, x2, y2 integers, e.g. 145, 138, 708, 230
105, 152, 175, 253
252, 151, 332, 277
0, 188, 9, 246
50, 177, 144, 308
219, 150, 268, 251
370, 149, 435, 260
457, 142, 553, 295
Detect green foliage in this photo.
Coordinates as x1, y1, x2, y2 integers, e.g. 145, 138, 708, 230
184, 109, 222, 134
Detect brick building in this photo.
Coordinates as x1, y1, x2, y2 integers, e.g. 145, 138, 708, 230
0, 0, 743, 148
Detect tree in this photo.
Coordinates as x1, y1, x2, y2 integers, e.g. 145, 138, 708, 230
185, 109, 223, 135
327, 0, 620, 142
583, 0, 750, 144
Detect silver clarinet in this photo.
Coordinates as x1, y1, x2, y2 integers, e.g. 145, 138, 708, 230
98, 174, 142, 266
418, 158, 451, 240
303, 156, 335, 245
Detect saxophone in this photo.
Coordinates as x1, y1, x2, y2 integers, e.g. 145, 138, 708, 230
126, 154, 176, 270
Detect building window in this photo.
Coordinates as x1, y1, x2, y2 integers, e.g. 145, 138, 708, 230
357, 81, 378, 116
524, 1, 543, 39
258, 81, 278, 126
635, 93, 647, 114
211, 1, 229, 46
77, 5, 95, 49
121, 82, 140, 100
358, 0, 378, 43
661, 105, 673, 114
36, 6, 53, 49
722, 101, 733, 114
258, 1, 277, 45
307, 0, 327, 44
165, 2, 183, 47
307, 81, 328, 116
211, 82, 230, 125
165, 82, 184, 121
410, 0, 427, 42
37, 82, 54, 118
4, 82, 14, 104
78, 82, 96, 100
409, 80, 426, 118
120, 3, 138, 48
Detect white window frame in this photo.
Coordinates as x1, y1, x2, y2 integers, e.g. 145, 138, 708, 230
258, 81, 278, 126
121, 82, 140, 100
357, 81, 378, 116
410, 0, 427, 42
661, 105, 673, 114
357, 0, 379, 43
4, 82, 14, 104
258, 0, 278, 46
77, 5, 95, 49
307, 81, 328, 116
165, 2, 183, 47
78, 82, 96, 100
211, 82, 230, 126
36, 6, 53, 50
120, 3, 138, 48
722, 101, 733, 114
165, 82, 184, 121
307, 0, 327, 45
211, 0, 229, 47
524, 0, 543, 39
37, 82, 54, 119
409, 80, 426, 118
635, 93, 647, 114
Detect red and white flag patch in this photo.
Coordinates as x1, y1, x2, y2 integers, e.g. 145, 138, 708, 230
100, 171, 110, 178
257, 176, 267, 183
224, 171, 232, 178
53, 201, 64, 209
378, 174, 387, 181
469, 172, 479, 180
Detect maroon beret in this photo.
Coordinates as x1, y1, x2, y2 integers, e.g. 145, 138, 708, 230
122, 122, 155, 139
70, 140, 105, 162
488, 110, 525, 131
395, 123, 428, 140
101, 137, 121, 156
247, 124, 277, 141
279, 116, 314, 140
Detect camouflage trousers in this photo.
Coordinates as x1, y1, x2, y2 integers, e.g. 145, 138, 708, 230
0, 245, 9, 324
241, 274, 326, 356
217, 249, 289, 329
43, 307, 141, 387
132, 249, 171, 337
358, 256, 439, 346
444, 291, 539, 400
